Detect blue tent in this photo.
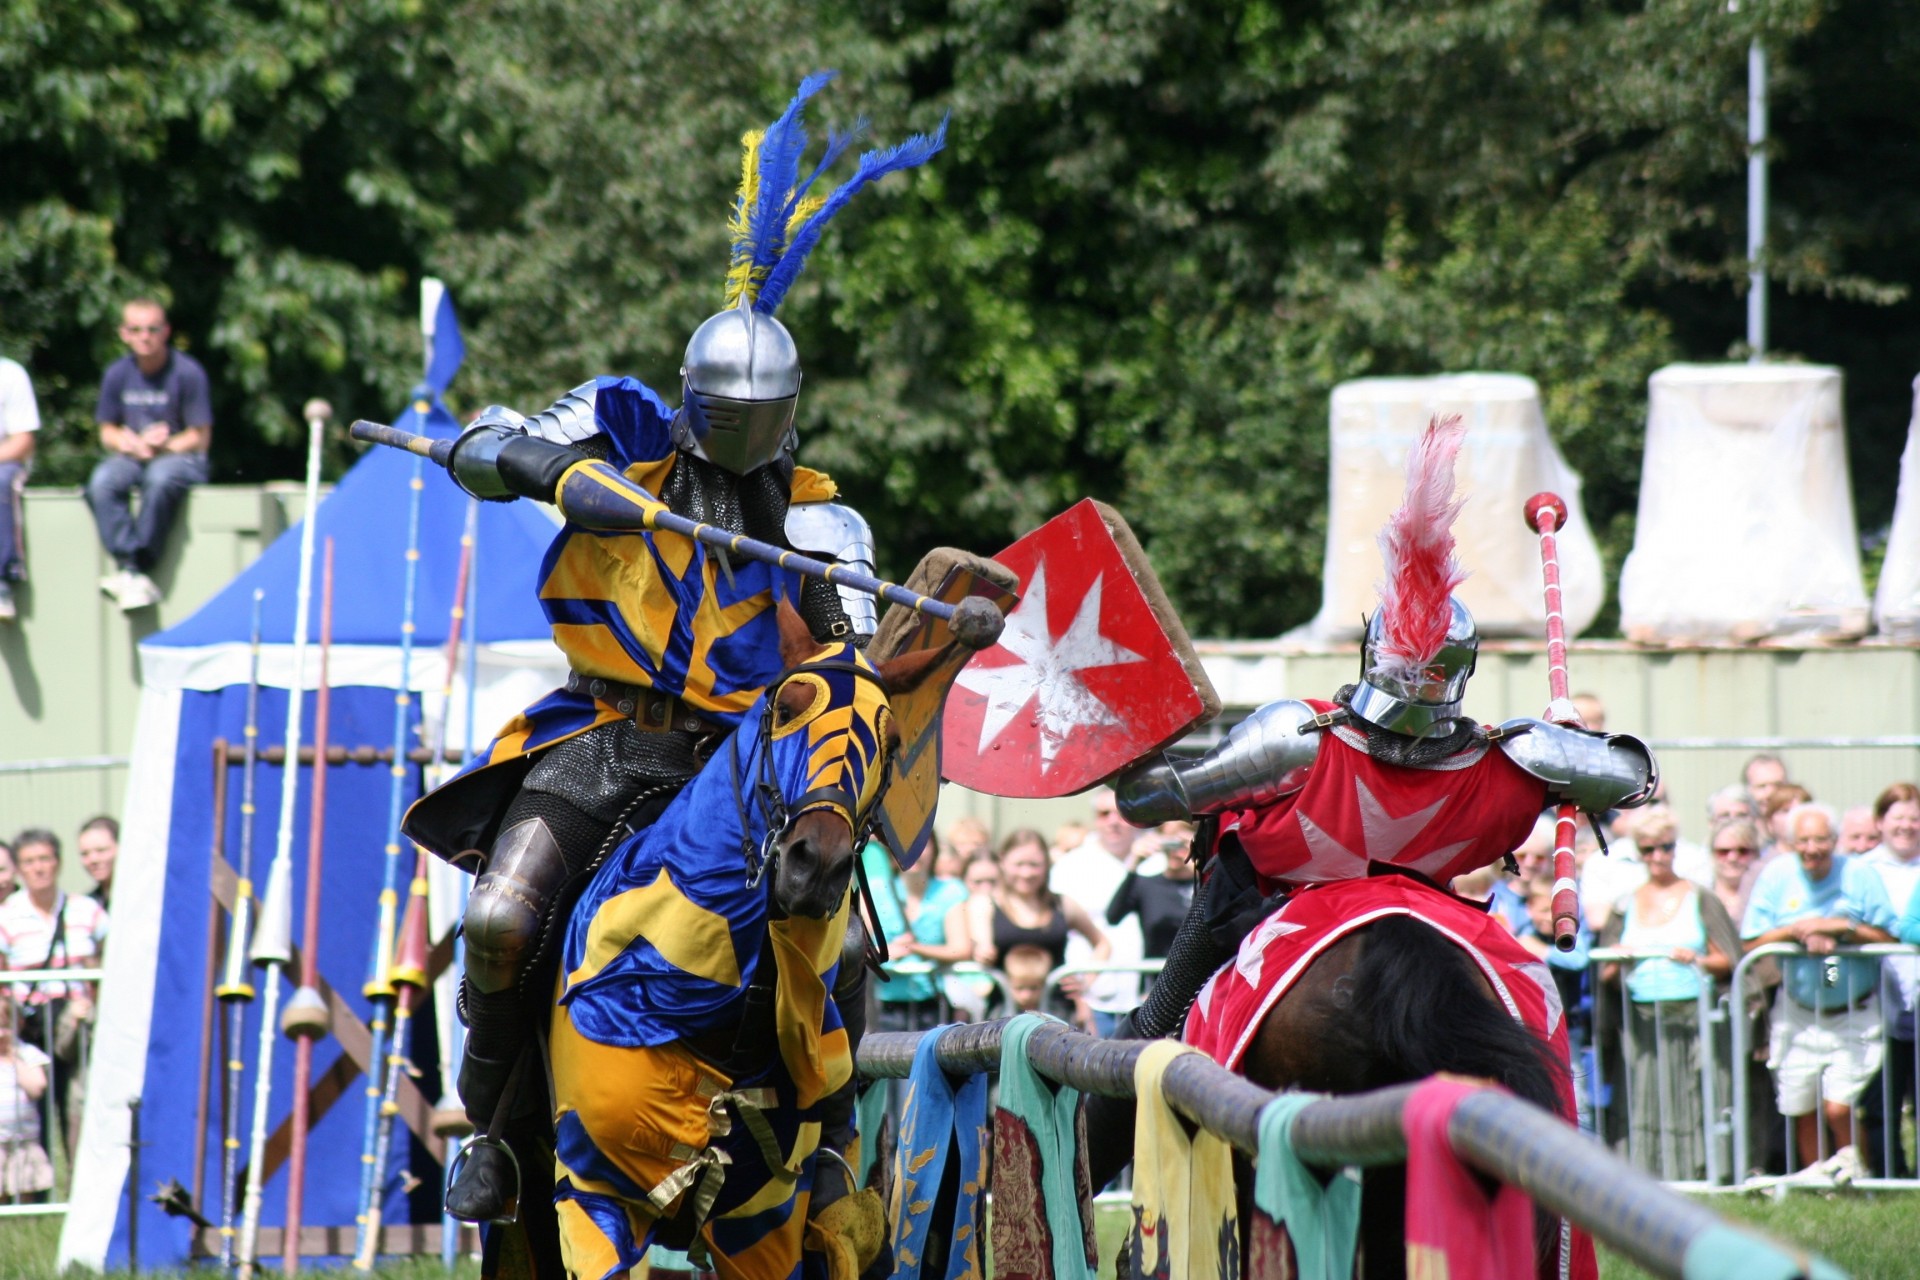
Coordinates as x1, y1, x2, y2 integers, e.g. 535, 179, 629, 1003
61, 390, 567, 1270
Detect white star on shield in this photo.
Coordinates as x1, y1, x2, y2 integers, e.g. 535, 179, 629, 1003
1293, 777, 1475, 879
953, 560, 1145, 770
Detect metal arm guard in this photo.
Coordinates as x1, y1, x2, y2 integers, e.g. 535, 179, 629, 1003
1115, 698, 1322, 826
785, 500, 880, 638
1496, 720, 1659, 812
448, 407, 591, 504
522, 381, 603, 444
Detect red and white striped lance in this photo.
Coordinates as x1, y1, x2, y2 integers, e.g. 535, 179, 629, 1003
1524, 492, 1583, 952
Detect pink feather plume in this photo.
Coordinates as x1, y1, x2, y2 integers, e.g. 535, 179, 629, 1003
1372, 414, 1469, 682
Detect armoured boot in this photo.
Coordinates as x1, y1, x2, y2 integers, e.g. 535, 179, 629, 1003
444, 817, 571, 1223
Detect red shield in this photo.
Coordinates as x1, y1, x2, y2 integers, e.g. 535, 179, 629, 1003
943, 499, 1219, 797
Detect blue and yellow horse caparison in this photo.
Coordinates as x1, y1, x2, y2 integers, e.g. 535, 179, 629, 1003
547, 597, 947, 1280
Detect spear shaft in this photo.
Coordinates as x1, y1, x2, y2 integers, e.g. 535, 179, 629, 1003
1524, 492, 1583, 952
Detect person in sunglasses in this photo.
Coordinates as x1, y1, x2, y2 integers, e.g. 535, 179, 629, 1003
88, 298, 212, 612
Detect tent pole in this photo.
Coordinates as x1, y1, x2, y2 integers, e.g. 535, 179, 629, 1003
191, 738, 228, 1217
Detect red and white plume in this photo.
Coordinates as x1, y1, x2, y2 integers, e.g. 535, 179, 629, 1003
1372, 414, 1469, 682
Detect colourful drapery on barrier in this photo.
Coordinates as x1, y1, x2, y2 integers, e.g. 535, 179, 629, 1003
887, 1025, 988, 1280
1249, 1092, 1361, 1280
1403, 1077, 1535, 1280
1129, 1041, 1239, 1280
989, 1014, 1097, 1280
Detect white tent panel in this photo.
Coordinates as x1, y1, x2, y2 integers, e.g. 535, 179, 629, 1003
1618, 363, 1868, 644
1299, 373, 1603, 642
1872, 376, 1920, 639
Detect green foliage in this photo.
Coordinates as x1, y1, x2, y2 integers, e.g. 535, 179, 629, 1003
0, 0, 1914, 636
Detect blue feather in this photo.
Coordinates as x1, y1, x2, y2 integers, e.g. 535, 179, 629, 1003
755, 114, 949, 315
788, 117, 869, 219
748, 72, 836, 279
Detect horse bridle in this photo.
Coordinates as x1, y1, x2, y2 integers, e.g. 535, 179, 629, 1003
728, 659, 897, 943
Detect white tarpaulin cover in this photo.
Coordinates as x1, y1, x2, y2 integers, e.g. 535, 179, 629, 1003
1618, 364, 1869, 644
1873, 376, 1920, 638
1298, 373, 1603, 642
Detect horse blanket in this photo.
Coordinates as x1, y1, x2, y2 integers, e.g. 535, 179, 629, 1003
1183, 876, 1597, 1280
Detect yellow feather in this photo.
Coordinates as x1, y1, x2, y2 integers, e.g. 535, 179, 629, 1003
725, 130, 766, 307
785, 194, 827, 241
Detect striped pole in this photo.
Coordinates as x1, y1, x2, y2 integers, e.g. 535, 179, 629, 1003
1524, 492, 1582, 952
353, 443, 426, 1259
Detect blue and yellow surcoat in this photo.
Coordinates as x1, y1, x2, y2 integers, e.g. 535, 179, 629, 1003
479, 376, 840, 766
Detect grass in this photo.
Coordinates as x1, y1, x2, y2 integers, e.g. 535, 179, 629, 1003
3, 1191, 1915, 1278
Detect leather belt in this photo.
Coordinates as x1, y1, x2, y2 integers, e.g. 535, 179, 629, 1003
566, 671, 725, 736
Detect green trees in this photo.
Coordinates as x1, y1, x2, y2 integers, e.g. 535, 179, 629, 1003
2, 0, 1912, 635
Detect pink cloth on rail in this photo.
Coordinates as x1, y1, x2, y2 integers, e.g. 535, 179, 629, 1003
1403, 1077, 1535, 1280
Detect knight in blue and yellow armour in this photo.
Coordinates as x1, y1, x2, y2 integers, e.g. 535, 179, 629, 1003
402, 71, 943, 1224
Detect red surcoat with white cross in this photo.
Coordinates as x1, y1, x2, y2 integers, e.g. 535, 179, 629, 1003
1221, 700, 1547, 890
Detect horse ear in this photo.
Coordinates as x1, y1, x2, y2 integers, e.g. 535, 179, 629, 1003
777, 594, 818, 668
876, 644, 949, 695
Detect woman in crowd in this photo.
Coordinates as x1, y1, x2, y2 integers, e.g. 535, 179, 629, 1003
0, 986, 52, 1204
1860, 782, 1920, 1177
1598, 810, 1738, 1180
967, 829, 1108, 1029
1708, 818, 1763, 922
868, 837, 970, 1032
1105, 822, 1198, 976
919, 850, 1002, 1021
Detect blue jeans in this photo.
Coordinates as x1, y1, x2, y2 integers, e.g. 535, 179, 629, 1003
85, 451, 208, 571
0, 460, 25, 581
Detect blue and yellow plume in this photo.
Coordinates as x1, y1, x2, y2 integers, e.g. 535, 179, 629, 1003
722, 71, 948, 314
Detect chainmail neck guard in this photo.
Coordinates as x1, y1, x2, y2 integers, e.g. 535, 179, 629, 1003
1333, 684, 1482, 766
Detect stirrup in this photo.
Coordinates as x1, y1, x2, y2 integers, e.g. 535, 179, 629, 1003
445, 1136, 522, 1225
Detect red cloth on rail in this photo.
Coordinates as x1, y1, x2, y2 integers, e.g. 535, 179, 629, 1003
1403, 1076, 1536, 1280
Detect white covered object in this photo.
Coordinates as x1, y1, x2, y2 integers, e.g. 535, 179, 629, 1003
1300, 373, 1603, 641
1873, 376, 1920, 639
1618, 364, 1868, 644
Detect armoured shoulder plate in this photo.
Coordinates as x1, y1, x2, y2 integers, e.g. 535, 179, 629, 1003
785, 499, 879, 637
523, 381, 603, 445
1115, 698, 1323, 826
1496, 720, 1658, 813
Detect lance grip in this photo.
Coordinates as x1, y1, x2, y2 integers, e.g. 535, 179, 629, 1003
1525, 491, 1582, 953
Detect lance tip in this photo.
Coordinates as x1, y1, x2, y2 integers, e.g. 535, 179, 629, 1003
1523, 492, 1568, 533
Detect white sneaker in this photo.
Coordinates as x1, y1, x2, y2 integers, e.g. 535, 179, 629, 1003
119, 572, 162, 611
0, 582, 15, 621
99, 570, 131, 606
1825, 1145, 1865, 1185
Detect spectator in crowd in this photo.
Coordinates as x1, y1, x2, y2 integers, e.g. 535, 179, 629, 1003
1515, 876, 1595, 1129
864, 844, 951, 1032
1708, 819, 1764, 922
1050, 787, 1142, 1035
1106, 822, 1198, 981
1743, 754, 1790, 817
1597, 810, 1738, 1180
1580, 811, 1646, 932
0, 829, 108, 1157
1571, 691, 1607, 732
0, 984, 53, 1203
1002, 946, 1055, 1014
89, 299, 213, 611
942, 815, 992, 866
0, 842, 16, 902
1743, 803, 1897, 1177
1490, 818, 1549, 936
1050, 822, 1087, 863
925, 833, 965, 889
1838, 806, 1880, 855
1707, 785, 1756, 829
1758, 783, 1812, 862
77, 816, 117, 911
929, 850, 1001, 1021
0, 351, 40, 622
971, 829, 1108, 1030
1859, 782, 1920, 1177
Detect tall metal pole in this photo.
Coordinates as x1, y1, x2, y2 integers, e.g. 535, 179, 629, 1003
236, 399, 328, 1280
214, 589, 266, 1266
354, 283, 436, 1258
1747, 37, 1768, 360
282, 527, 337, 1275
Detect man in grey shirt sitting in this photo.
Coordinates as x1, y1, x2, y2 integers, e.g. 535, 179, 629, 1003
89, 298, 212, 611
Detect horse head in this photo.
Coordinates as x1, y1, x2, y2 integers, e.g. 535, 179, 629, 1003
760, 597, 947, 919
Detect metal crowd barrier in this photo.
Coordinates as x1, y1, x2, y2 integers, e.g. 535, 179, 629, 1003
1589, 946, 1728, 1187
0, 967, 103, 1218
1729, 941, 1920, 1191
857, 1018, 1842, 1280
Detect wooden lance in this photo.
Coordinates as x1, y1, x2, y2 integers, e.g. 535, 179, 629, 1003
213, 587, 266, 1264
235, 399, 329, 1279
1524, 492, 1583, 952
281, 529, 337, 1273
348, 418, 1006, 649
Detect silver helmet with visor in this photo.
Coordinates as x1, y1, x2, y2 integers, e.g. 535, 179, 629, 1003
675, 300, 801, 475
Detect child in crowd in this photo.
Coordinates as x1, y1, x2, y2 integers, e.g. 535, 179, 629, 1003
0, 987, 53, 1203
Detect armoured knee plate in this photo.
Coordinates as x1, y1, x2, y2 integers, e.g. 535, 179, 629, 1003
463, 817, 570, 993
